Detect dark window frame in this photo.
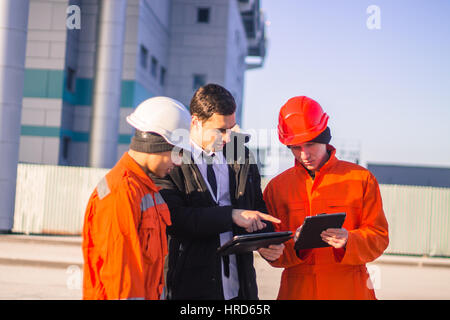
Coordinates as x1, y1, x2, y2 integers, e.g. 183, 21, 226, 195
197, 7, 210, 23
151, 56, 158, 78
62, 136, 71, 160
140, 45, 148, 69
66, 67, 76, 93
192, 74, 206, 90
160, 66, 166, 86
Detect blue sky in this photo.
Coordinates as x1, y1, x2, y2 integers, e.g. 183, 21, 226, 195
242, 0, 450, 168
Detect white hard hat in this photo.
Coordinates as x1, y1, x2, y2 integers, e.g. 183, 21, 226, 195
126, 96, 191, 151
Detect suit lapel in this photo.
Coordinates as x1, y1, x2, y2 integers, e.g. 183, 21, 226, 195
186, 152, 217, 205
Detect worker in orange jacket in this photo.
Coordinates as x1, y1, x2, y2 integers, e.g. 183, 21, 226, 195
261, 96, 389, 300
82, 97, 191, 300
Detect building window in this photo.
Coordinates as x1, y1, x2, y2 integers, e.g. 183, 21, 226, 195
66, 67, 76, 92
197, 8, 210, 23
160, 66, 166, 86
151, 56, 158, 78
193, 74, 206, 90
140, 45, 148, 69
62, 136, 71, 160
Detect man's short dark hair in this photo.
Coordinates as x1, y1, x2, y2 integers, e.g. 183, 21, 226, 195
189, 83, 237, 121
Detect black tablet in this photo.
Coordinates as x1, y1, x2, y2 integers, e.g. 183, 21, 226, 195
294, 212, 346, 250
217, 231, 293, 256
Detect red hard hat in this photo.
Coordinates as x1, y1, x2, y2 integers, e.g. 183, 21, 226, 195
278, 96, 329, 146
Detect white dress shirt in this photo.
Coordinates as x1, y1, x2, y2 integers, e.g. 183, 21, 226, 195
190, 140, 239, 300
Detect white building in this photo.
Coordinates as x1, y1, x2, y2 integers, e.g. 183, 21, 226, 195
19, 0, 267, 167
0, 0, 266, 231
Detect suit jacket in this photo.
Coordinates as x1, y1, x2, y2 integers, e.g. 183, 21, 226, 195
153, 134, 272, 300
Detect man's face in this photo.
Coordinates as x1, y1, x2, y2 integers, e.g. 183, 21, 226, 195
192, 113, 236, 152
146, 150, 183, 178
290, 142, 328, 171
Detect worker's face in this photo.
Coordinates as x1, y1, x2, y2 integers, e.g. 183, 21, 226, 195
146, 150, 183, 178
191, 113, 236, 152
290, 142, 328, 171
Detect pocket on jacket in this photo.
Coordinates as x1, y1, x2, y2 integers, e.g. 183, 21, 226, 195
139, 209, 161, 264
287, 202, 308, 230
324, 199, 361, 229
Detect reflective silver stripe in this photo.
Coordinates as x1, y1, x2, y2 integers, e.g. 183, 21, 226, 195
160, 286, 166, 300
154, 192, 166, 205
96, 177, 110, 200
140, 193, 155, 212
122, 297, 145, 300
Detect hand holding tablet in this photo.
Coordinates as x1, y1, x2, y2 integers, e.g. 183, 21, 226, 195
294, 212, 346, 250
217, 231, 293, 256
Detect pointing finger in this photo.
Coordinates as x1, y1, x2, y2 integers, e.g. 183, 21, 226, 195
257, 212, 281, 224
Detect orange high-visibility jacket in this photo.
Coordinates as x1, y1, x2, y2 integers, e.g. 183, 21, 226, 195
263, 146, 389, 300
82, 152, 171, 300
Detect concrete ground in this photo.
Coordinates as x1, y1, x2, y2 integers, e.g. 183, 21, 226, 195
1, 234, 450, 300
255, 257, 450, 300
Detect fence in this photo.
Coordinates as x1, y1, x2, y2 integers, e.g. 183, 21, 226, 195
13, 163, 108, 235
11, 164, 450, 257
380, 184, 449, 257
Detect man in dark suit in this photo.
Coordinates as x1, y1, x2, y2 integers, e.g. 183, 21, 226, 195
153, 84, 284, 300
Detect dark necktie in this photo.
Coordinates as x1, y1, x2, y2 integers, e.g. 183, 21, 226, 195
205, 155, 230, 277
206, 162, 217, 199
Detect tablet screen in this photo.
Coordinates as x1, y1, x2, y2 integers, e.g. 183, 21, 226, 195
294, 212, 346, 250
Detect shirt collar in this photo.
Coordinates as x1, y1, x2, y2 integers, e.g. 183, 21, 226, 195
190, 139, 223, 164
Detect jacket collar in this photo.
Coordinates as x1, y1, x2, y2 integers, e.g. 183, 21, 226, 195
223, 132, 251, 164
118, 152, 159, 193
319, 144, 338, 172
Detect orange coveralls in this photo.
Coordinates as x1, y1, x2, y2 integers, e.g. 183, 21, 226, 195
263, 146, 389, 300
82, 152, 171, 300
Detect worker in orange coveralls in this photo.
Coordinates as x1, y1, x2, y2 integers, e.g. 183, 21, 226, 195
82, 97, 191, 300
261, 96, 389, 300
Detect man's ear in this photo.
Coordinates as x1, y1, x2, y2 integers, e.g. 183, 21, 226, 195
191, 115, 200, 128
